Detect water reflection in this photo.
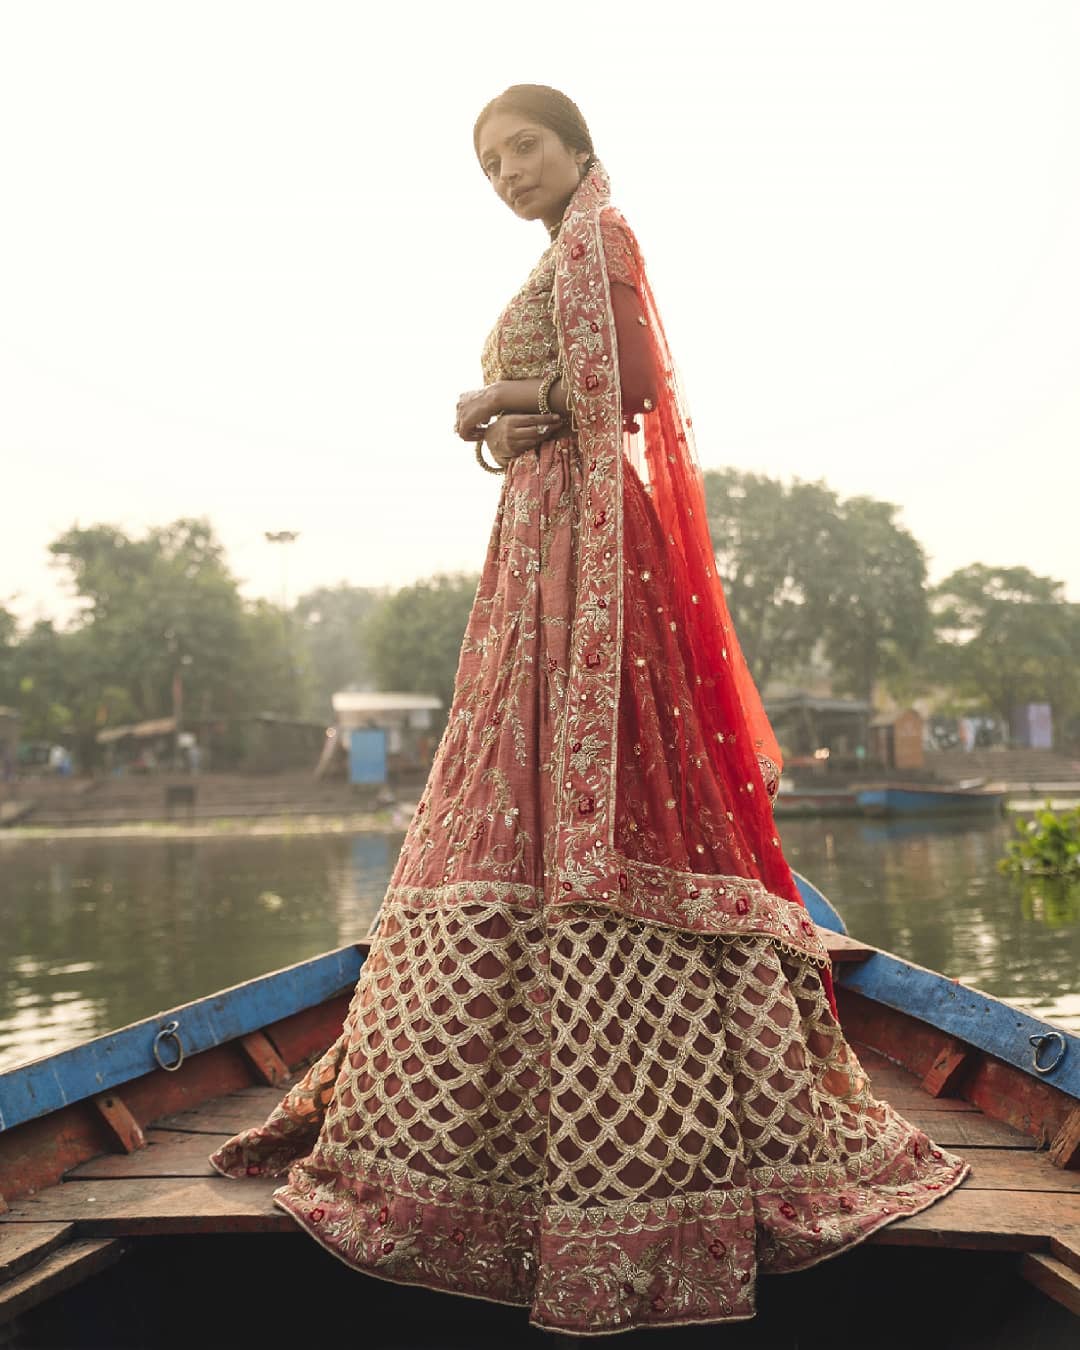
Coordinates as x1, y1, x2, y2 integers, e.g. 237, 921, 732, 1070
0, 816, 1077, 1071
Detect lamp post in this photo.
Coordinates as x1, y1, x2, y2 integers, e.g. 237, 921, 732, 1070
264, 530, 300, 610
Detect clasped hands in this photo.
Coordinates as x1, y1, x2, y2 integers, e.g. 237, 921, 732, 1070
455, 386, 565, 471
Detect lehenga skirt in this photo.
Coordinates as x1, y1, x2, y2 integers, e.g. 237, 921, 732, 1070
209, 437, 969, 1337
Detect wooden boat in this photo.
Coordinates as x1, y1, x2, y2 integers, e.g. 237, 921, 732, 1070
856, 783, 1009, 818
1, 877, 1078, 1347
772, 788, 861, 819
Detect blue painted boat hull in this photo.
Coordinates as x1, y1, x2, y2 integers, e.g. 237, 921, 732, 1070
856, 785, 1007, 817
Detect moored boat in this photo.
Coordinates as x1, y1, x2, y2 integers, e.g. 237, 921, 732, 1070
0, 876, 1077, 1347
856, 783, 1009, 818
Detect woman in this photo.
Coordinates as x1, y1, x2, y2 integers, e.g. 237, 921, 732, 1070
210, 85, 968, 1337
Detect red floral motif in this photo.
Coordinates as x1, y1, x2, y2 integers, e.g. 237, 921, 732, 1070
578, 795, 595, 815
310, 1207, 325, 1222
735, 896, 750, 916
707, 1239, 727, 1259
838, 1196, 854, 1213
590, 321, 600, 332
547, 657, 559, 672
584, 373, 599, 391
585, 652, 601, 668
245, 1163, 262, 1176
570, 242, 585, 259
451, 1228, 466, 1245
382, 1240, 395, 1254
377, 1205, 389, 1225
618, 871, 628, 891
571, 741, 582, 752
594, 510, 607, 526
779, 1202, 797, 1220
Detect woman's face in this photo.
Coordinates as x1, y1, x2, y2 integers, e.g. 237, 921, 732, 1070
477, 111, 588, 231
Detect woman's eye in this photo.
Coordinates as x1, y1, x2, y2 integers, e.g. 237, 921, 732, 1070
516, 139, 535, 153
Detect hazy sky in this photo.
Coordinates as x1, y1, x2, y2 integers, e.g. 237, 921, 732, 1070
2, 0, 1077, 630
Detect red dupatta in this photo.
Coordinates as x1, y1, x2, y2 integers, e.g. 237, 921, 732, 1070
548, 162, 835, 1008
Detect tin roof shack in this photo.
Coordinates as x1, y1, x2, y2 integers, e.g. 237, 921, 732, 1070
763, 695, 874, 780
327, 692, 442, 784
870, 709, 925, 772
97, 717, 178, 773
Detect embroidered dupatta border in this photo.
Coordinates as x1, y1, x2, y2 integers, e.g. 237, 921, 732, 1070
546, 167, 826, 972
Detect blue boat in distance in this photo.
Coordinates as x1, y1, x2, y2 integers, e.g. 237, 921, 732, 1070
856, 783, 1008, 818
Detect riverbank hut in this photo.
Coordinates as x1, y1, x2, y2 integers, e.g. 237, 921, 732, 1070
329, 691, 442, 782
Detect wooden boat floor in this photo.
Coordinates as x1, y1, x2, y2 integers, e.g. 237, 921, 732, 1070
2, 1043, 1078, 1277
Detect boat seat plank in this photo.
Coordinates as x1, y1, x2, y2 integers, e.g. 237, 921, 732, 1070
0, 1223, 74, 1284
0, 1239, 123, 1324
1021, 1252, 1080, 1317
150, 1090, 287, 1134
821, 931, 873, 963
0, 1177, 288, 1234
870, 1188, 1080, 1252
65, 1132, 234, 1180
904, 1110, 1037, 1150
954, 1149, 1080, 1193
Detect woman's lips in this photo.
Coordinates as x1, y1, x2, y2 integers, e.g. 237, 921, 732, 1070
512, 187, 536, 206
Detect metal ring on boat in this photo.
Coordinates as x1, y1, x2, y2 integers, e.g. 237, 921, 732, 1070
152, 1019, 185, 1072
1028, 1031, 1066, 1076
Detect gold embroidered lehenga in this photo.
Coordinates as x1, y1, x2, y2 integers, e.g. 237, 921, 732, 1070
209, 164, 969, 1336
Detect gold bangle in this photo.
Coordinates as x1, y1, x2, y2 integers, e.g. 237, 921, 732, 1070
474, 436, 505, 475
537, 368, 558, 417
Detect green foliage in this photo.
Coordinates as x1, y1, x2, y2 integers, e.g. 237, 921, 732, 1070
293, 583, 385, 719
932, 565, 1080, 734
703, 470, 929, 699
365, 573, 479, 714
998, 803, 1080, 878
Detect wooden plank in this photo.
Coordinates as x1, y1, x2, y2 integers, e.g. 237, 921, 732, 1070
92, 1092, 146, 1153
66, 1132, 232, 1179
151, 1088, 284, 1134
0, 1043, 253, 1205
820, 931, 873, 963
0, 1224, 73, 1283
953, 1149, 1080, 1193
1049, 1108, 1080, 1170
964, 1056, 1074, 1146
0, 1239, 123, 1323
238, 1031, 290, 1086
869, 1188, 1080, 1252
922, 1041, 973, 1099
1020, 1252, 1080, 1317
903, 1110, 1037, 1150
0, 945, 365, 1132
0, 1176, 287, 1235
835, 953, 1080, 1100
1050, 1235, 1080, 1274
259, 994, 350, 1070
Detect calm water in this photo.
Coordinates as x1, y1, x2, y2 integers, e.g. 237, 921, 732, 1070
1, 818, 1077, 1071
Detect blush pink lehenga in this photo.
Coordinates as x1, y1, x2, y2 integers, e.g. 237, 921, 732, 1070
209, 163, 969, 1337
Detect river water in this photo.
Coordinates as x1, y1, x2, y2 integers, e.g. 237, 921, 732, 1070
1, 817, 1077, 1071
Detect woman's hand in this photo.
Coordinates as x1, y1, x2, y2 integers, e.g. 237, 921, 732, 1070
483, 414, 565, 469
455, 386, 500, 442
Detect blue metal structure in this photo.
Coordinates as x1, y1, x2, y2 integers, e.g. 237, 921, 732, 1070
349, 728, 388, 785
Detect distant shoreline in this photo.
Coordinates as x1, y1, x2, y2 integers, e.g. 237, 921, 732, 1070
0, 811, 410, 842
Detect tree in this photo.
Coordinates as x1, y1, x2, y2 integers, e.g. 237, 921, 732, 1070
818, 497, 930, 702
293, 583, 385, 719
366, 573, 479, 713
932, 565, 1080, 737
704, 470, 930, 701
703, 470, 840, 687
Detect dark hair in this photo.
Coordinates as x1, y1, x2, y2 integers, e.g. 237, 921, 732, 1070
473, 84, 595, 171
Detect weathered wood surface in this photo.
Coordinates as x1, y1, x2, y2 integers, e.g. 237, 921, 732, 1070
0, 1224, 73, 1283
0, 1177, 286, 1234
151, 1086, 289, 1135
66, 1132, 233, 1179
1021, 1252, 1080, 1317
0, 1239, 123, 1322
820, 931, 873, 963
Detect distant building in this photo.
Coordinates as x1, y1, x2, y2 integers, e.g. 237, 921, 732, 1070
323, 691, 443, 782
870, 709, 925, 771
0, 707, 20, 781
